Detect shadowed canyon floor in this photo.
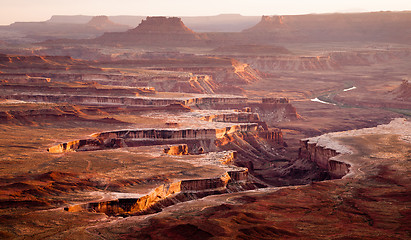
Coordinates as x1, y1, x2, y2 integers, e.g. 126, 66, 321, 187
0, 12, 411, 239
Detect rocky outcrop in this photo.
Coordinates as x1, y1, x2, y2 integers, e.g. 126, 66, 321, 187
201, 100, 299, 123
0, 106, 86, 124
0, 53, 261, 94
96, 17, 203, 46
164, 144, 189, 155
65, 150, 251, 217
390, 79, 411, 101
184, 96, 247, 106
0, 76, 50, 84
48, 123, 284, 153
0, 82, 155, 97
262, 97, 289, 104
237, 55, 339, 72
202, 112, 260, 123
86, 16, 129, 31
299, 139, 350, 179
237, 49, 410, 72
65, 171, 248, 216
2, 94, 184, 106
0, 54, 96, 71
243, 12, 411, 43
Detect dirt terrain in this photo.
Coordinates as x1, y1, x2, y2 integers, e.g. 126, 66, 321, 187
0, 12, 410, 239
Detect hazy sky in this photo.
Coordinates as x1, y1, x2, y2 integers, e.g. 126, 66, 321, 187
1, 0, 410, 25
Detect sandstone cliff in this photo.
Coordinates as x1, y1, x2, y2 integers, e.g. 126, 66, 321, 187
390, 79, 411, 101
244, 11, 411, 43
86, 16, 129, 31
164, 144, 189, 155
96, 17, 203, 46
65, 150, 251, 217
66, 170, 250, 216
236, 49, 410, 72
48, 123, 284, 154
201, 112, 260, 123
299, 139, 350, 179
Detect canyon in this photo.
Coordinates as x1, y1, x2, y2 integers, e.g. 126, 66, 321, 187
0, 11, 410, 240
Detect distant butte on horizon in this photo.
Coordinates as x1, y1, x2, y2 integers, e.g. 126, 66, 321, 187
0, 11, 410, 45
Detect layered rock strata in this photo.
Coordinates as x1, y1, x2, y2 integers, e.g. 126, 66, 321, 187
299, 139, 350, 179
65, 151, 252, 217
164, 144, 189, 155
48, 123, 284, 153
243, 12, 411, 43
201, 112, 260, 123
96, 17, 202, 46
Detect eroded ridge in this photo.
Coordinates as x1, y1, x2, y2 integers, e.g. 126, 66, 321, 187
65, 151, 257, 217
299, 118, 411, 179
299, 137, 351, 179
48, 123, 283, 153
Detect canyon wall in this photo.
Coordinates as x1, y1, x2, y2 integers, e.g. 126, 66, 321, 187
163, 144, 189, 155
66, 171, 245, 216
299, 139, 350, 179
65, 150, 250, 217
237, 49, 411, 72
2, 94, 183, 106
96, 17, 203, 46
243, 12, 411, 44
201, 112, 260, 123
48, 123, 284, 154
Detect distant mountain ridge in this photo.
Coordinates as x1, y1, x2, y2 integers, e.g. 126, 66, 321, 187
46, 14, 261, 32
1, 11, 410, 45
96, 16, 202, 46
244, 11, 411, 43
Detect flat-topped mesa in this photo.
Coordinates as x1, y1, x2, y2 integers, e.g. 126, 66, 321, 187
262, 97, 290, 104
129, 17, 195, 35
2, 94, 184, 106
197, 97, 299, 122
299, 139, 350, 179
86, 15, 129, 31
164, 144, 189, 155
66, 169, 249, 216
93, 124, 259, 140
96, 16, 202, 46
243, 12, 411, 43
201, 112, 261, 123
64, 148, 252, 217
48, 123, 284, 153
184, 96, 248, 106
244, 15, 285, 32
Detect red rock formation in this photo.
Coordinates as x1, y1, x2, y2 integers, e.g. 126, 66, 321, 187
243, 12, 411, 43
212, 44, 290, 55
129, 17, 195, 35
0, 76, 50, 84
164, 144, 189, 155
237, 55, 339, 71
202, 112, 260, 123
0, 106, 86, 125
0, 54, 100, 72
184, 96, 247, 106
245, 15, 286, 32
262, 97, 289, 104
96, 17, 202, 46
86, 16, 129, 31
299, 139, 350, 179
48, 123, 284, 154
66, 170, 248, 216
390, 79, 411, 101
